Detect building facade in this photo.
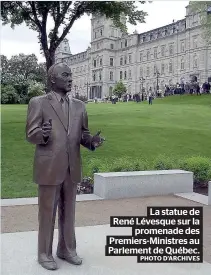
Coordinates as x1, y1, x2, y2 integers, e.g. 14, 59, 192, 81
55, 4, 211, 99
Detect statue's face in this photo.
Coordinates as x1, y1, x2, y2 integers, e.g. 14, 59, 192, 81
52, 64, 72, 94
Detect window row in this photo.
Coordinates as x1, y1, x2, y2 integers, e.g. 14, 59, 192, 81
94, 28, 103, 39
92, 71, 102, 82
120, 54, 132, 65
139, 56, 198, 77
93, 58, 103, 67
72, 66, 87, 73
119, 70, 132, 80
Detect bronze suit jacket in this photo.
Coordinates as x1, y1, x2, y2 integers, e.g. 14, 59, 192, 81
26, 92, 94, 185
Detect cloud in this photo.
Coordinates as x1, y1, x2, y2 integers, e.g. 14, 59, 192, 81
1, 1, 189, 62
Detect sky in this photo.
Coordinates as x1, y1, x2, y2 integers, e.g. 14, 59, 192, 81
1, 1, 190, 62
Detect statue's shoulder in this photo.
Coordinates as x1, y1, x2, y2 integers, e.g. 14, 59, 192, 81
72, 98, 85, 107
28, 94, 48, 105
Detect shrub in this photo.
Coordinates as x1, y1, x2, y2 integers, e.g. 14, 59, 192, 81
1, 85, 20, 104
180, 156, 211, 184
27, 81, 45, 101
153, 155, 178, 170
74, 93, 88, 102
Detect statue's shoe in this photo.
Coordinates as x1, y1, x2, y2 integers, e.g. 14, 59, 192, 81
57, 253, 82, 265
39, 260, 58, 270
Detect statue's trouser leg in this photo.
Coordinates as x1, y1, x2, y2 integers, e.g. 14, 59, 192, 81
57, 168, 77, 257
38, 184, 61, 263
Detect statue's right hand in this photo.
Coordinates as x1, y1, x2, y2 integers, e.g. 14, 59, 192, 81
42, 121, 52, 137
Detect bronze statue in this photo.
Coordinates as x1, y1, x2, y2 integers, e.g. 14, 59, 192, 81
26, 63, 104, 270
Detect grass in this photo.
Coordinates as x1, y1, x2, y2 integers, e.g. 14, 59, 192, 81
1, 94, 211, 198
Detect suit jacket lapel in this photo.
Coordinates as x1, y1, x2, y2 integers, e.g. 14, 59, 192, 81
47, 92, 68, 131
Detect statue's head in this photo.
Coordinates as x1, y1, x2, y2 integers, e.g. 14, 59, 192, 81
48, 63, 72, 94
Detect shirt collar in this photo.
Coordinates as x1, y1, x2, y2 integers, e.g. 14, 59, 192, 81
53, 92, 69, 102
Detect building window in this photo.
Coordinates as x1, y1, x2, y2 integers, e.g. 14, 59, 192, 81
169, 60, 173, 73
161, 63, 165, 74
181, 58, 185, 70
110, 58, 114, 66
93, 74, 96, 81
140, 52, 143, 62
121, 42, 123, 48
147, 50, 150, 61
154, 48, 157, 59
193, 55, 198, 68
100, 29, 103, 36
124, 56, 127, 64
94, 32, 97, 39
100, 58, 102, 66
147, 66, 150, 76
161, 46, 165, 57
140, 67, 143, 77
169, 44, 173, 55
110, 43, 114, 49
129, 70, 131, 78
99, 72, 102, 81
124, 71, 127, 79
150, 33, 153, 40
120, 57, 123, 66
64, 47, 67, 51
154, 65, 157, 75
181, 41, 185, 52
94, 59, 96, 68
193, 37, 198, 49
164, 29, 168, 36
120, 71, 123, 80
125, 40, 127, 47
129, 54, 132, 63
110, 71, 113, 81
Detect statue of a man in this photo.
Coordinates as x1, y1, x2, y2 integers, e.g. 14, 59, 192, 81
26, 63, 104, 270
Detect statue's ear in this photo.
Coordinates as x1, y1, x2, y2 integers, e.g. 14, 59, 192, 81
50, 75, 56, 84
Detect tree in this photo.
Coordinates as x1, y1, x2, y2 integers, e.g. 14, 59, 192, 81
1, 1, 148, 71
189, 1, 211, 44
27, 80, 45, 102
1, 53, 47, 94
1, 85, 20, 104
113, 81, 127, 98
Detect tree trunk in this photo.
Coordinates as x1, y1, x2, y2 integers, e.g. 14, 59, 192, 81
45, 51, 56, 93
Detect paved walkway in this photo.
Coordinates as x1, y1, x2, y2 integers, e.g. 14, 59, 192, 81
2, 195, 211, 274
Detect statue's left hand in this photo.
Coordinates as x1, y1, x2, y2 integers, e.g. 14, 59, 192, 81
92, 130, 105, 148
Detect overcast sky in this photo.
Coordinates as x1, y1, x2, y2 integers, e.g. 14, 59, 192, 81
1, 1, 189, 62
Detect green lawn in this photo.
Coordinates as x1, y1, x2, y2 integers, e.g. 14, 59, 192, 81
1, 94, 211, 198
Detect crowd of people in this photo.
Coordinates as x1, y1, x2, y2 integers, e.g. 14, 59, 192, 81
94, 81, 210, 105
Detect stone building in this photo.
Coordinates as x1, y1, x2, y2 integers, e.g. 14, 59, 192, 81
55, 4, 211, 99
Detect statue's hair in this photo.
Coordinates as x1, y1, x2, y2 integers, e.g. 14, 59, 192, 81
47, 62, 63, 80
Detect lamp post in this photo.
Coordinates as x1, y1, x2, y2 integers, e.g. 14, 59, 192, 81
156, 70, 160, 96
140, 77, 145, 93
85, 82, 90, 100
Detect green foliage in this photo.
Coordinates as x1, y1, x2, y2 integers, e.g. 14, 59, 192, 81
1, 1, 148, 68
180, 156, 211, 183
75, 93, 88, 102
190, 1, 211, 44
113, 81, 127, 98
27, 81, 45, 102
1, 54, 46, 100
153, 155, 176, 170
1, 85, 20, 104
85, 155, 211, 186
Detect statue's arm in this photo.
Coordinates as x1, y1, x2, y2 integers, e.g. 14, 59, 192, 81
26, 97, 48, 145
80, 104, 95, 151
